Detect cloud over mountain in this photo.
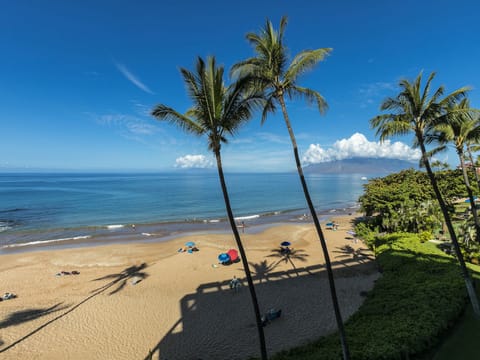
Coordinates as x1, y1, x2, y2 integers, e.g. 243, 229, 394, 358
302, 133, 421, 164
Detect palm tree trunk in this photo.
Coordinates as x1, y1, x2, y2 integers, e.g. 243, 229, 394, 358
278, 96, 351, 359
458, 149, 480, 243
419, 139, 480, 317
467, 145, 480, 192
214, 150, 268, 359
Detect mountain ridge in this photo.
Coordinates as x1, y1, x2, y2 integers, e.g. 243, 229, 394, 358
304, 157, 417, 174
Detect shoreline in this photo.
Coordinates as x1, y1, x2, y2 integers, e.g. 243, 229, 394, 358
1, 205, 361, 254
0, 212, 378, 360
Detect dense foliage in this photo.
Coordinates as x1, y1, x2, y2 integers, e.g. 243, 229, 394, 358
270, 233, 471, 360
358, 169, 476, 233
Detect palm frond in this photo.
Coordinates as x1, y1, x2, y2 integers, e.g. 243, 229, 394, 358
370, 114, 411, 141
285, 48, 332, 83
289, 85, 328, 114
151, 105, 203, 135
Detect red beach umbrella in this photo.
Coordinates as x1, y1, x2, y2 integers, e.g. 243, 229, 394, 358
227, 249, 239, 262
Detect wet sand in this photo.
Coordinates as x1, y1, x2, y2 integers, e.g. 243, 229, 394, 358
0, 214, 379, 359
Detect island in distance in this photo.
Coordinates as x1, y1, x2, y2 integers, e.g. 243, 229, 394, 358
304, 157, 418, 174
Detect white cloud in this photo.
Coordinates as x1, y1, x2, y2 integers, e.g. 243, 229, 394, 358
358, 81, 396, 108
97, 114, 159, 135
115, 62, 154, 94
175, 154, 214, 169
302, 133, 421, 164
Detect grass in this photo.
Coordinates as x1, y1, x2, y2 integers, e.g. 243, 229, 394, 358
431, 265, 480, 360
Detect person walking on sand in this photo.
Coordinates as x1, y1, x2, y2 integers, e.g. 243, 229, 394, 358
230, 276, 241, 292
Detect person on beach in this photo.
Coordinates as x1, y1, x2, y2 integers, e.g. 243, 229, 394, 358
230, 276, 241, 292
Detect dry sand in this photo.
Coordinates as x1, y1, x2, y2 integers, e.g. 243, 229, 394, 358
0, 214, 379, 360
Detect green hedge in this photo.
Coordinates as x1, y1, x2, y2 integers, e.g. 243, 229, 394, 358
271, 233, 468, 360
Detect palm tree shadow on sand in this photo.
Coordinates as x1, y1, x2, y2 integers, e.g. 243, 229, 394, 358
0, 303, 69, 330
267, 247, 309, 276
0, 263, 149, 354
91, 263, 149, 295
248, 260, 277, 283
333, 245, 375, 265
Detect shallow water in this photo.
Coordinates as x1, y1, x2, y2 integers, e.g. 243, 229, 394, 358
0, 172, 373, 251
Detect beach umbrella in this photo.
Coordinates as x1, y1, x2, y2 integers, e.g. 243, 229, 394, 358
218, 253, 230, 263
185, 241, 196, 247
280, 241, 291, 247
227, 249, 239, 262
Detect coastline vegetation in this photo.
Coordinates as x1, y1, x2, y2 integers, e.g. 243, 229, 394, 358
269, 232, 480, 360
370, 72, 480, 315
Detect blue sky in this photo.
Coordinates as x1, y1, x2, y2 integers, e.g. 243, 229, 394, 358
1, 0, 479, 172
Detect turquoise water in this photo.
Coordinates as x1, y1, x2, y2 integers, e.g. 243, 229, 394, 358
0, 172, 371, 250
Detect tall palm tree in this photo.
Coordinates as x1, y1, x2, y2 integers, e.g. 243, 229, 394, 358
435, 98, 480, 242
151, 56, 268, 359
232, 17, 351, 359
370, 71, 480, 316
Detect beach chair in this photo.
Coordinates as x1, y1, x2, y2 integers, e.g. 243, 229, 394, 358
261, 308, 282, 326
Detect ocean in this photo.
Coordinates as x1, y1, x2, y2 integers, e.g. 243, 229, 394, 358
0, 172, 371, 252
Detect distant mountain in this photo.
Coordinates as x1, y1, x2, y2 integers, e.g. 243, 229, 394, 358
304, 157, 418, 174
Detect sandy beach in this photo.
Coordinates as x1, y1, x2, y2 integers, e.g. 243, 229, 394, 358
0, 214, 379, 360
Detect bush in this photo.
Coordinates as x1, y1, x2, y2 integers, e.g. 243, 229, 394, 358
418, 230, 433, 243
354, 222, 376, 249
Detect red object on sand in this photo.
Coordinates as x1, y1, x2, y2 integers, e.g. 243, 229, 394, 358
227, 249, 239, 262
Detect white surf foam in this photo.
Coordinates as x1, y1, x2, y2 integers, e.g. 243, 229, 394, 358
106, 224, 124, 229
234, 214, 260, 221
2, 235, 92, 249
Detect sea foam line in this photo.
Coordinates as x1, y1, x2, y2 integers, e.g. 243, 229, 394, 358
2, 235, 92, 249
106, 224, 124, 229
234, 214, 260, 221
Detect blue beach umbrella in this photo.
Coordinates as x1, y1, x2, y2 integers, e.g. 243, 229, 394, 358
280, 241, 291, 247
218, 253, 230, 263
185, 241, 196, 247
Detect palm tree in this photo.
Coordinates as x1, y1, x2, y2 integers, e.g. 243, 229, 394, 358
435, 98, 480, 242
232, 17, 351, 359
151, 56, 268, 359
370, 71, 480, 316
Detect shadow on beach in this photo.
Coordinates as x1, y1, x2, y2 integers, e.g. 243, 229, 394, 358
145, 257, 378, 360
92, 262, 149, 295
0, 303, 69, 330
0, 263, 150, 354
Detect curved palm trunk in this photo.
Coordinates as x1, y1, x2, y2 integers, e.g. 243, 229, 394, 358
278, 96, 351, 359
457, 149, 480, 243
467, 146, 480, 192
419, 139, 480, 316
214, 150, 268, 360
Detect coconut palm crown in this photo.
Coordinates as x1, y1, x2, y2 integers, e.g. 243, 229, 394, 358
151, 56, 268, 359
434, 98, 480, 243
231, 16, 331, 123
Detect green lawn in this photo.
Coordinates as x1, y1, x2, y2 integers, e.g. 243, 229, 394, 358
432, 266, 480, 360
